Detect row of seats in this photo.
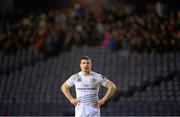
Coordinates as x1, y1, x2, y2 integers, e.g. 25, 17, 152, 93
0, 48, 43, 75
0, 100, 179, 116
0, 46, 180, 115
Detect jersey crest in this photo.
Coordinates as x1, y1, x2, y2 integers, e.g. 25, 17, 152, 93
92, 78, 96, 82
75, 74, 81, 82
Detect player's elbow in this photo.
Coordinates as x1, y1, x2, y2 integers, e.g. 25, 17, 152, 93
109, 82, 116, 92
61, 83, 66, 92
61, 83, 69, 92
111, 83, 117, 91
107, 81, 117, 91
61, 84, 64, 91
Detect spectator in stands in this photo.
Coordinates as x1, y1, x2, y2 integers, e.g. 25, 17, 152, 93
1, 1, 180, 59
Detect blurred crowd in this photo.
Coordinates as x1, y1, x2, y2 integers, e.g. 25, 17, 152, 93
0, 1, 180, 59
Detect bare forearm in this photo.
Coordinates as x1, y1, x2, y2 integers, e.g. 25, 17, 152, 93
101, 84, 116, 102
61, 83, 80, 105
61, 84, 73, 101
93, 83, 116, 108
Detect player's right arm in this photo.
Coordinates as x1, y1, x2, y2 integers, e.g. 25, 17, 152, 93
61, 82, 80, 106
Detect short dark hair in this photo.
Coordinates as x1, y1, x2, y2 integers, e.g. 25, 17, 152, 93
80, 56, 91, 62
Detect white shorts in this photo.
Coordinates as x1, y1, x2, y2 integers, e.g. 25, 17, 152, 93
75, 103, 100, 117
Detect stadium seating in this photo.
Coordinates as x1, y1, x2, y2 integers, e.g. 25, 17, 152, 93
0, 46, 180, 115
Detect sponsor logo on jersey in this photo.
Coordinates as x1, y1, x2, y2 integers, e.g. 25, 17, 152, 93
77, 88, 96, 90
83, 84, 90, 87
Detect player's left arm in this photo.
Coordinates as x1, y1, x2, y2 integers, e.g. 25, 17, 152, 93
94, 80, 116, 107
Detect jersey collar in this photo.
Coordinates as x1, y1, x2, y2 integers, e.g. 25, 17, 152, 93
79, 71, 93, 76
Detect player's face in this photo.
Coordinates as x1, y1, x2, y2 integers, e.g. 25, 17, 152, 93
80, 59, 92, 73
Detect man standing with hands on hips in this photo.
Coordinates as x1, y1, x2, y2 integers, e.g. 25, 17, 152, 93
61, 55, 116, 117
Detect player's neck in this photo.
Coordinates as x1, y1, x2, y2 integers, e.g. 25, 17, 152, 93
81, 71, 91, 76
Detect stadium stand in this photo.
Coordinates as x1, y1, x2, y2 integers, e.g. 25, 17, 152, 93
0, 0, 180, 116
0, 46, 180, 115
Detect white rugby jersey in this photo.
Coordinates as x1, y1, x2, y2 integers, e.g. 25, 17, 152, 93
66, 71, 109, 104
